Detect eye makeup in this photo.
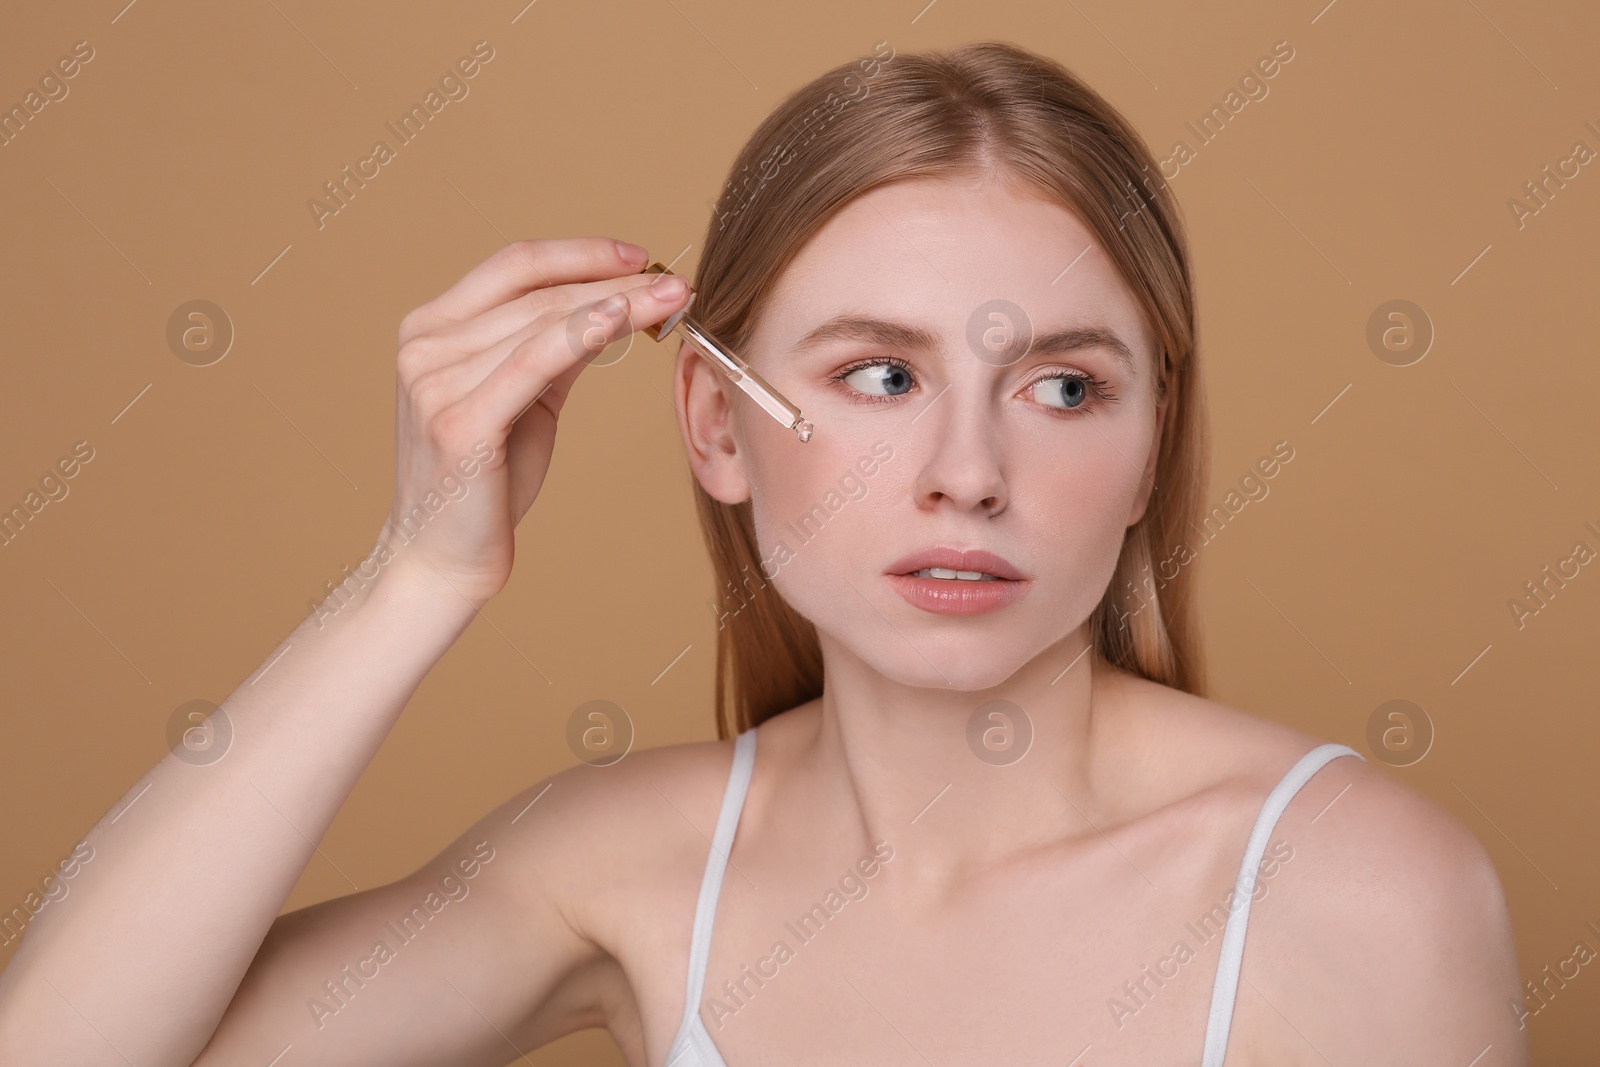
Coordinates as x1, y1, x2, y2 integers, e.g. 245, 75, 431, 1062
638, 262, 814, 443
827, 354, 1118, 414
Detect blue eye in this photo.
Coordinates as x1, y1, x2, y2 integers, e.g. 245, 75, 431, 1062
1033, 371, 1095, 410
838, 361, 913, 398
826, 358, 1116, 415
830, 359, 915, 403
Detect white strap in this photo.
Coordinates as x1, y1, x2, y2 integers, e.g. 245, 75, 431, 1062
1200, 743, 1363, 1066
669, 728, 758, 1053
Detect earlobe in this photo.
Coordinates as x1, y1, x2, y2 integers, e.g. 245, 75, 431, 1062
676, 346, 750, 505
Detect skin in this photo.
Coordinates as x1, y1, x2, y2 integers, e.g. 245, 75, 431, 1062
0, 177, 1525, 1067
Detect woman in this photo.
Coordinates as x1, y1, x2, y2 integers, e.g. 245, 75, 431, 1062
0, 41, 1524, 1066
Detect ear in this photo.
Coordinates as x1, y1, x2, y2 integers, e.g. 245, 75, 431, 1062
675, 341, 751, 504
1127, 397, 1167, 526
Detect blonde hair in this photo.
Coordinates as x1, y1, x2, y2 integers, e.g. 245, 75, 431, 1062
685, 40, 1210, 739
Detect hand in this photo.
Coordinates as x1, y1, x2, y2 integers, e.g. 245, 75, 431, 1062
378, 237, 690, 608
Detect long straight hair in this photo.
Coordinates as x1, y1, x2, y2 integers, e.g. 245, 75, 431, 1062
685, 41, 1210, 739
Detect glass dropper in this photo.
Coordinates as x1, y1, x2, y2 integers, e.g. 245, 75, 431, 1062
638, 262, 814, 443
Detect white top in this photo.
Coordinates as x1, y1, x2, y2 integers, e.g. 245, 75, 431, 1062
663, 726, 1363, 1066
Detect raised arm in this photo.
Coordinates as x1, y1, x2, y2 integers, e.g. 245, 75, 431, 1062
0, 237, 692, 1066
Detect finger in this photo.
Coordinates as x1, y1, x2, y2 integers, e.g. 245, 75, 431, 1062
447, 273, 687, 393
450, 280, 681, 435
404, 236, 648, 337
398, 273, 684, 413
419, 271, 660, 372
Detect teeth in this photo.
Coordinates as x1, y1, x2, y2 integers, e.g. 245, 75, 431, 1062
910, 567, 1001, 581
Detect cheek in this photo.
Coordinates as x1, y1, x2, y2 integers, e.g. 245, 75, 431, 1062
746, 433, 890, 613
1042, 435, 1146, 524
749, 431, 856, 518
1014, 420, 1154, 573
749, 436, 854, 544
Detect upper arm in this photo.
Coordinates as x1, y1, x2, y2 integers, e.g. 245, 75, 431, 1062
188, 766, 616, 1067
1251, 758, 1527, 1065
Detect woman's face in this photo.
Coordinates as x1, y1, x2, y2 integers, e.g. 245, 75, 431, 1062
683, 174, 1165, 691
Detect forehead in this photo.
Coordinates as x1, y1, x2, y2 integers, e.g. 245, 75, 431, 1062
750, 175, 1155, 366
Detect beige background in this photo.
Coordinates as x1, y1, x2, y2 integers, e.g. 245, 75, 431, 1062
2, 0, 1596, 1061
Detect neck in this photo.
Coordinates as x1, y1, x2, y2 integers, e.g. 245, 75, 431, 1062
803, 624, 1121, 905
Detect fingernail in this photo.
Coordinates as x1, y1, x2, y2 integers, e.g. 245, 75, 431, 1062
650, 273, 687, 299
614, 240, 648, 264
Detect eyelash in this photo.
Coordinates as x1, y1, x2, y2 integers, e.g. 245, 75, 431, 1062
826, 356, 1118, 415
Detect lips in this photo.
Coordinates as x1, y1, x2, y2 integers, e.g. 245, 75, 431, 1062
883, 546, 1026, 581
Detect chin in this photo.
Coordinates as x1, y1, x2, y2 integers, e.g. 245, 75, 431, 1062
857, 642, 1038, 694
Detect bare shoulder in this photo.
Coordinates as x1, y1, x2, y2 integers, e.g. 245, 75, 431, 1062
1109, 672, 1525, 1063
1258, 754, 1525, 1062
488, 731, 746, 938
1100, 668, 1339, 804
458, 731, 745, 1043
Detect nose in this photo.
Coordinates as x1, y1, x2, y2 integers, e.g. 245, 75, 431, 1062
908, 390, 1008, 516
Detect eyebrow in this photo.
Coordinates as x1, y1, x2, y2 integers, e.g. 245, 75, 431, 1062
790, 314, 1139, 375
